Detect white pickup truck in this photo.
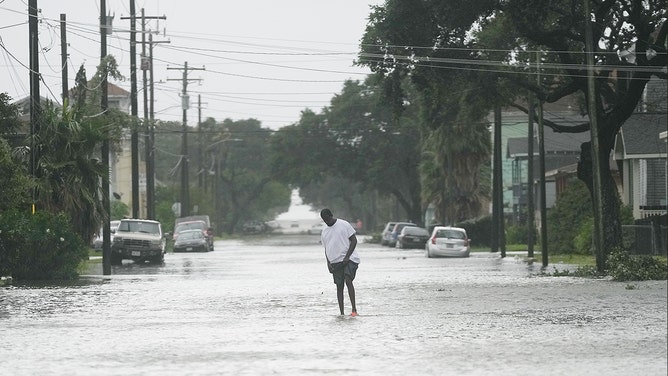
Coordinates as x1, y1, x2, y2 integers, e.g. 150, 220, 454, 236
111, 219, 166, 264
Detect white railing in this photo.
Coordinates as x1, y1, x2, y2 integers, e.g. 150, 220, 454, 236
639, 209, 666, 219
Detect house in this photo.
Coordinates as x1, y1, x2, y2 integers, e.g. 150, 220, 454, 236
614, 112, 667, 219
503, 95, 590, 224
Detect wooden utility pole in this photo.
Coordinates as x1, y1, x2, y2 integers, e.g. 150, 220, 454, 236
28, 0, 40, 212
100, 0, 111, 276
139, 8, 166, 220
527, 94, 535, 259
117, 1, 141, 218
60, 14, 68, 101
537, 51, 548, 267
493, 106, 506, 257
121, 2, 166, 219
167, 62, 204, 217
197, 94, 209, 190
584, 0, 605, 271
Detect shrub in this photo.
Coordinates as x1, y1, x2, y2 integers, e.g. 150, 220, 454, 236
606, 247, 668, 281
547, 179, 592, 254
456, 216, 492, 247
506, 223, 537, 245
0, 209, 88, 280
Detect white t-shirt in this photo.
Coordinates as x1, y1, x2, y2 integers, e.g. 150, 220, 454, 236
321, 218, 360, 264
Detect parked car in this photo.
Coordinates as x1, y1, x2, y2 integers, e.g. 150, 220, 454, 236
111, 219, 166, 264
307, 223, 325, 235
173, 229, 210, 252
242, 220, 266, 234
380, 222, 397, 245
396, 226, 430, 249
425, 226, 470, 258
388, 222, 417, 247
91, 220, 122, 251
173, 220, 213, 251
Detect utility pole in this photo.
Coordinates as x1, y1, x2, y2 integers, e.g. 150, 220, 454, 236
118, 0, 140, 218
537, 52, 548, 267
60, 14, 68, 101
100, 0, 111, 276
527, 93, 535, 259
121, 1, 166, 219
167, 62, 204, 217
197, 94, 209, 190
138, 8, 166, 220
584, 0, 605, 272
493, 106, 506, 257
148, 34, 169, 217
28, 0, 40, 214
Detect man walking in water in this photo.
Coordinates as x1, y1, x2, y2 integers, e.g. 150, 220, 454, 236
320, 208, 359, 316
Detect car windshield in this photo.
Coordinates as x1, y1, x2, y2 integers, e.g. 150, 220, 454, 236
394, 223, 415, 232
175, 222, 205, 233
435, 229, 466, 239
118, 221, 160, 234
404, 227, 429, 236
178, 231, 203, 240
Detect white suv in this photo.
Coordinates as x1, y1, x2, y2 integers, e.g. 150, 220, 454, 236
111, 219, 166, 264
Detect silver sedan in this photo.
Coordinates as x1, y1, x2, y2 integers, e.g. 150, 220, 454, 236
425, 226, 470, 258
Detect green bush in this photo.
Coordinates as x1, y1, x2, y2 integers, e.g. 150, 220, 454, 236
573, 217, 594, 254
506, 223, 537, 245
547, 179, 634, 255
606, 247, 668, 281
0, 209, 88, 280
456, 216, 492, 247
547, 179, 592, 254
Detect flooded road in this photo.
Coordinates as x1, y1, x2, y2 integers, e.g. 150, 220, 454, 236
1, 236, 666, 375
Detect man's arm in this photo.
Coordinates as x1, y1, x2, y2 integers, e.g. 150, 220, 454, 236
343, 234, 357, 263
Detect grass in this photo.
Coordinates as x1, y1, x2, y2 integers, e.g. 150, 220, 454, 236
471, 244, 597, 266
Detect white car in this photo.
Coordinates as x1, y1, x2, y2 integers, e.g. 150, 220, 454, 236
380, 222, 397, 245
307, 223, 325, 235
425, 226, 470, 258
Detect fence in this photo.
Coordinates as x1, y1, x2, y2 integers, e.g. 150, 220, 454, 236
621, 223, 667, 256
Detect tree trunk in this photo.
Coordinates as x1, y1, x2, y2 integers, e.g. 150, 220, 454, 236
577, 141, 623, 271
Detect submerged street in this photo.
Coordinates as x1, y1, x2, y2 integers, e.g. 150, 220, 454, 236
1, 235, 666, 375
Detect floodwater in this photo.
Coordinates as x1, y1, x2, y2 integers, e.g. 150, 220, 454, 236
1, 235, 666, 376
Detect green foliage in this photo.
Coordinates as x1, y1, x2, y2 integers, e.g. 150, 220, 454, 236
271, 78, 425, 224
606, 247, 668, 281
547, 179, 593, 254
0, 92, 21, 134
549, 179, 635, 255
111, 200, 130, 220
456, 216, 492, 247
0, 138, 31, 212
33, 101, 110, 245
544, 265, 603, 278
0, 209, 88, 280
506, 223, 537, 245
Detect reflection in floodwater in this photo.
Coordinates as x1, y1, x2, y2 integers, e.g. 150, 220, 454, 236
1, 236, 666, 376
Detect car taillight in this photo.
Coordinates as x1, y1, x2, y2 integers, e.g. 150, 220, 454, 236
464, 238, 469, 246
431, 236, 436, 245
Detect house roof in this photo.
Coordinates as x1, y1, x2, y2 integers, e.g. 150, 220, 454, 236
615, 113, 667, 158
107, 82, 130, 97
68, 82, 129, 98
507, 125, 590, 158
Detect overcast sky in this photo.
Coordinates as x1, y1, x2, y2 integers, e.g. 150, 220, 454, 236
1, 0, 383, 129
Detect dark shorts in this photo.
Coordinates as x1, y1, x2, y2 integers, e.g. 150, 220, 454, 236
330, 261, 359, 285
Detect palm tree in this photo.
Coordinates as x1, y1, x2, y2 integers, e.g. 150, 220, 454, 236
32, 101, 110, 244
